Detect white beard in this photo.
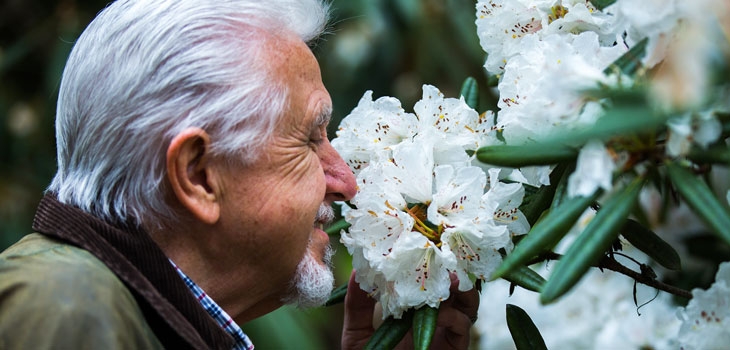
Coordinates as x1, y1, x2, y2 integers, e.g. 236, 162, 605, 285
281, 242, 335, 308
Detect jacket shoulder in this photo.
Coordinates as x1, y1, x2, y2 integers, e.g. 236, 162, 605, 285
0, 233, 164, 349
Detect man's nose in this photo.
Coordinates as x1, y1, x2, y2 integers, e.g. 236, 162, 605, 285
321, 139, 357, 202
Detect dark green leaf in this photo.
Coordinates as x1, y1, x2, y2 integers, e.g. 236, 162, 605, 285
364, 311, 414, 350
502, 265, 546, 293
479, 99, 667, 169
476, 144, 578, 167
550, 162, 575, 210
543, 103, 667, 147
326, 218, 351, 236
520, 163, 570, 226
492, 190, 601, 280
688, 145, 730, 166
460, 76, 479, 111
621, 218, 681, 270
684, 234, 730, 264
412, 306, 438, 350
666, 162, 730, 245
487, 73, 500, 87
324, 283, 348, 306
541, 177, 645, 304
603, 37, 648, 76
589, 0, 617, 10
506, 304, 547, 350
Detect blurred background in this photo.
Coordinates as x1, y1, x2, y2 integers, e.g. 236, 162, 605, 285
0, 0, 495, 348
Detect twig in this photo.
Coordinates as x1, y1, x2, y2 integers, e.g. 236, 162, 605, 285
530, 252, 693, 300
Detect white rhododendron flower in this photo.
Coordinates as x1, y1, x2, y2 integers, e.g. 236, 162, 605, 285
495, 32, 625, 142
380, 231, 457, 312
666, 112, 722, 157
484, 168, 529, 236
476, 262, 682, 349
331, 90, 418, 175
334, 85, 524, 319
475, 0, 618, 76
414, 84, 496, 151
677, 261, 730, 349
568, 140, 617, 198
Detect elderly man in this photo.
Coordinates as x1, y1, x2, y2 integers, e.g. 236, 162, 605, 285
0, 0, 478, 348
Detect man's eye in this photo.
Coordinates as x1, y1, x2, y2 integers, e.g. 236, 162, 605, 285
309, 125, 327, 145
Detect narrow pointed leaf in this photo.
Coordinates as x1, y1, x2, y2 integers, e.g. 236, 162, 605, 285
502, 265, 546, 293
603, 37, 648, 76
550, 162, 575, 210
326, 218, 350, 235
476, 144, 578, 167
479, 102, 667, 169
520, 163, 570, 225
666, 162, 730, 245
506, 304, 547, 350
621, 218, 681, 270
460, 76, 479, 111
324, 283, 348, 306
688, 145, 730, 166
541, 177, 645, 304
540, 101, 668, 147
589, 0, 617, 10
492, 190, 600, 280
364, 311, 413, 350
412, 306, 438, 350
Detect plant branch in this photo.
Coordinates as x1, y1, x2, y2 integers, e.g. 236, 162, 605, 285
531, 252, 693, 299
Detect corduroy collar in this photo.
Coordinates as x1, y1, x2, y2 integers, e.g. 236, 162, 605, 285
32, 194, 235, 350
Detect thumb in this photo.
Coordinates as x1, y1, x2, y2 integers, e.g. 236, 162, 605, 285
341, 271, 376, 350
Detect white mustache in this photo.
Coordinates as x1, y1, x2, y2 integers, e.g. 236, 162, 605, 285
315, 204, 335, 225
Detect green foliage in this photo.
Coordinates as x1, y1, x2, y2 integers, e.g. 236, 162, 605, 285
324, 282, 348, 306
603, 37, 648, 76
589, 0, 618, 11
666, 162, 730, 245
492, 190, 601, 280
501, 265, 546, 293
364, 310, 414, 350
688, 145, 730, 165
519, 163, 570, 226
326, 218, 351, 236
477, 144, 579, 167
241, 306, 329, 350
412, 306, 438, 350
621, 218, 682, 271
460, 76, 480, 111
541, 177, 645, 304
506, 304, 547, 350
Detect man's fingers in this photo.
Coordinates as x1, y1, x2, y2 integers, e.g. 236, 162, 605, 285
434, 306, 473, 349
341, 271, 376, 349
444, 273, 480, 324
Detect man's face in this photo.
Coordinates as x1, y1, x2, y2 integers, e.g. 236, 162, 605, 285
216, 35, 356, 307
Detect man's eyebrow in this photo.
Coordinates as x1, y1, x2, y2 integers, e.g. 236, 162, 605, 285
315, 105, 332, 126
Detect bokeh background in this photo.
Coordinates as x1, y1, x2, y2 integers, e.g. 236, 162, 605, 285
0, 0, 495, 348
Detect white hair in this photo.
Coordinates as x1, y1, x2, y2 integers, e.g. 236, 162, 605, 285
48, 0, 330, 228
282, 242, 336, 308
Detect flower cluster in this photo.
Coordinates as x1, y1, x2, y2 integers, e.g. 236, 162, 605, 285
476, 213, 685, 349
477, 264, 682, 349
332, 85, 529, 318
677, 261, 730, 349
476, 0, 727, 197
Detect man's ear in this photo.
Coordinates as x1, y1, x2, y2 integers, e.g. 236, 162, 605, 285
166, 127, 221, 225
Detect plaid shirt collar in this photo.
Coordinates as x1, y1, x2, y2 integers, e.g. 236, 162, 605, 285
170, 261, 254, 350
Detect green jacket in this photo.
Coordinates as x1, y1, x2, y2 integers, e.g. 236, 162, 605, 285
0, 233, 164, 349
0, 195, 235, 349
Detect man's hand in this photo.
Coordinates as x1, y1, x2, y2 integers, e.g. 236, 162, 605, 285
341, 271, 480, 349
